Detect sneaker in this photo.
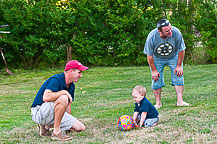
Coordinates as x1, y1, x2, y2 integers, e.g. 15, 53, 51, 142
38, 124, 49, 137
51, 131, 73, 141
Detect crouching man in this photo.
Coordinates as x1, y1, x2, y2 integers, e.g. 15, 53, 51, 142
31, 60, 88, 141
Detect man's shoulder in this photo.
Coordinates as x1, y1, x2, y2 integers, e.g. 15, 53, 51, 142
148, 28, 158, 38
49, 73, 64, 81
43, 73, 64, 87
172, 26, 182, 34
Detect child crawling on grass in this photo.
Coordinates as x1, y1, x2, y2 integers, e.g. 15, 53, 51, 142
132, 86, 159, 127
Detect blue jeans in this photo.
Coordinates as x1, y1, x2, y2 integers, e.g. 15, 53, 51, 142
151, 54, 184, 89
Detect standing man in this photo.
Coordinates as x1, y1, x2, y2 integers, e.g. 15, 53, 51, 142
144, 19, 191, 108
31, 60, 88, 141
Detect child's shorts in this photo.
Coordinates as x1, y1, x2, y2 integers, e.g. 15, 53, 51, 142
139, 115, 159, 127
151, 54, 184, 89
143, 117, 159, 127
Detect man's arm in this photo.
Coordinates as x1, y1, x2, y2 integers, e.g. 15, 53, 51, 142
147, 55, 160, 81
43, 89, 72, 103
174, 50, 185, 77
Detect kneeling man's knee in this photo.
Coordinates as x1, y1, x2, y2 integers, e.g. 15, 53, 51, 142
80, 124, 85, 131
72, 121, 86, 132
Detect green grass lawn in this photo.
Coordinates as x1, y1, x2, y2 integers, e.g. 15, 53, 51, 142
0, 64, 216, 144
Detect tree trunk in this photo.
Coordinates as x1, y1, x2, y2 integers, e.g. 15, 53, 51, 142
67, 45, 72, 62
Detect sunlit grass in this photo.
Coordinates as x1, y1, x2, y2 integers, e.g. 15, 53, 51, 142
0, 64, 216, 143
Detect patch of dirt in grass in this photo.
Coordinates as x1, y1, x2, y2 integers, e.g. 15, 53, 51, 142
1, 123, 48, 143
81, 118, 93, 122
1, 116, 216, 144
110, 124, 216, 144
2, 106, 216, 144
0, 89, 33, 94
108, 108, 217, 144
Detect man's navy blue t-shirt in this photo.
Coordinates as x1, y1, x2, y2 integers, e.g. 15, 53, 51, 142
134, 97, 159, 119
31, 73, 75, 108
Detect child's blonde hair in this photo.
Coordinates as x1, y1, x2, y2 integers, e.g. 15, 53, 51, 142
132, 86, 146, 97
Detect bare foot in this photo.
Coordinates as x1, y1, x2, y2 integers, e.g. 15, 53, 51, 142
177, 101, 191, 106
154, 104, 162, 109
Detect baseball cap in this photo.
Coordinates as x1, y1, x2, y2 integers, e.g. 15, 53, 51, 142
64, 60, 88, 71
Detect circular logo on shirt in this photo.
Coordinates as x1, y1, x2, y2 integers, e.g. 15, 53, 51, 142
154, 42, 176, 59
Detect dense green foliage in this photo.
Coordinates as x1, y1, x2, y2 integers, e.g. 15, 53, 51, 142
0, 0, 216, 68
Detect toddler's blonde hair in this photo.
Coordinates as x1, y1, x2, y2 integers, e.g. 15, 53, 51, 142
132, 86, 146, 97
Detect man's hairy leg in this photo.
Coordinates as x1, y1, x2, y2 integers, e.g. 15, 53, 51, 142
153, 88, 162, 108
53, 95, 69, 134
175, 85, 191, 106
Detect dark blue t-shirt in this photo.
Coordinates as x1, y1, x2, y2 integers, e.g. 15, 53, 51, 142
31, 73, 75, 108
134, 97, 159, 119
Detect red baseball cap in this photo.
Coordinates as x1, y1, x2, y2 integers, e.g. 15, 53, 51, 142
64, 60, 88, 71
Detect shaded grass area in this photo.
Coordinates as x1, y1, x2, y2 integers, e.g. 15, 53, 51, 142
0, 65, 216, 144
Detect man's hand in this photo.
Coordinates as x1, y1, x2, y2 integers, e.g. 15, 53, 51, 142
174, 66, 183, 77
63, 90, 73, 103
147, 55, 159, 81
152, 70, 160, 81
175, 50, 185, 77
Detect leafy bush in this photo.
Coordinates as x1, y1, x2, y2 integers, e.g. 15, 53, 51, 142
0, 0, 216, 68
194, 0, 217, 63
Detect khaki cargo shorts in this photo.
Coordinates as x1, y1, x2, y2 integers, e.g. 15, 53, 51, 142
31, 102, 77, 131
